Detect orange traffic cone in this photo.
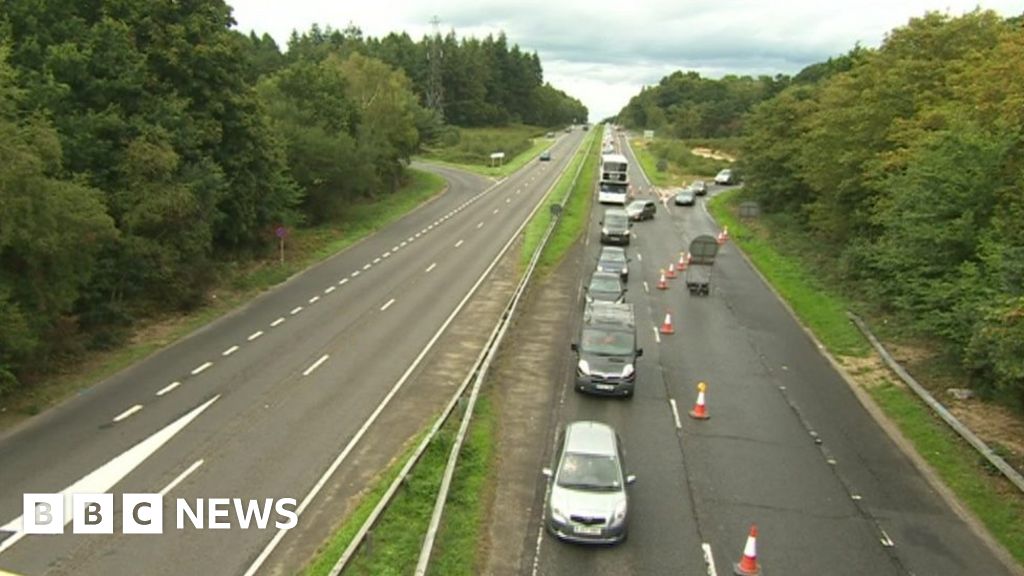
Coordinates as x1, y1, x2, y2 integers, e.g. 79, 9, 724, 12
666, 262, 678, 279
733, 525, 761, 576
657, 269, 668, 290
689, 382, 709, 419
676, 252, 688, 271
659, 312, 674, 334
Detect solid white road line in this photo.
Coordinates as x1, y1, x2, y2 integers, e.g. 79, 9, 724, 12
222, 345, 239, 357
455, 239, 464, 248
271, 317, 286, 327
669, 398, 682, 430
702, 543, 719, 576
156, 381, 181, 396
0, 395, 220, 556
426, 263, 437, 273
325, 286, 336, 294
113, 404, 143, 423
290, 306, 303, 315
302, 354, 329, 377
159, 459, 205, 497
191, 361, 213, 375
380, 298, 396, 311
309, 296, 320, 304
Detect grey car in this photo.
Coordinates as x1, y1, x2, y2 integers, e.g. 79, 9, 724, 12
596, 246, 629, 282
690, 180, 708, 196
585, 271, 626, 304
544, 421, 635, 544
674, 189, 695, 206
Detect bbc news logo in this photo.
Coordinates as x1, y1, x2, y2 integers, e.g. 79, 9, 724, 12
22, 494, 298, 534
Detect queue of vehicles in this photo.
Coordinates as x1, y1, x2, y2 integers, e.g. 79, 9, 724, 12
544, 126, 731, 546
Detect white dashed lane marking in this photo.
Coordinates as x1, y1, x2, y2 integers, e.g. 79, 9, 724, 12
191, 362, 213, 375
380, 298, 396, 311
290, 306, 303, 315
426, 263, 437, 273
248, 331, 264, 341
156, 381, 181, 396
325, 286, 336, 294
113, 404, 143, 423
302, 354, 329, 377
271, 317, 285, 327
309, 296, 320, 304
455, 239, 464, 248
222, 345, 239, 357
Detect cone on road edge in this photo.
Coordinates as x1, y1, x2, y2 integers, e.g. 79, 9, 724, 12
733, 524, 761, 576
659, 312, 674, 334
689, 381, 709, 420
657, 269, 668, 290
666, 262, 678, 278
723, 226, 730, 240
717, 230, 726, 244
676, 251, 689, 271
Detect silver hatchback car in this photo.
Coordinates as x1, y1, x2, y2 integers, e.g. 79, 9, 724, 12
543, 421, 635, 544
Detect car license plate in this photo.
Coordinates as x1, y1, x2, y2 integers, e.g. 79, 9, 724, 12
596, 384, 615, 391
574, 525, 602, 535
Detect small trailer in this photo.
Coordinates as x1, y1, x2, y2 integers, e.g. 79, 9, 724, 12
684, 234, 719, 296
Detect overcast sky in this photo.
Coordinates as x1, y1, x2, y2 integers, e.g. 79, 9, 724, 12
229, 1, 1022, 121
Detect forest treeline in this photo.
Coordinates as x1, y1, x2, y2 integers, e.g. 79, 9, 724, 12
0, 0, 586, 396
616, 70, 788, 138
740, 11, 1024, 405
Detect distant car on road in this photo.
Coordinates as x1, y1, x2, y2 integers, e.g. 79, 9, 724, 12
714, 169, 738, 185
543, 420, 635, 544
539, 151, 552, 161
690, 180, 708, 196
596, 246, 630, 282
674, 189, 696, 206
585, 271, 626, 304
625, 199, 656, 221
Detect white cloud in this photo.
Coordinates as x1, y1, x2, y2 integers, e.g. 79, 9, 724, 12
229, 0, 1023, 121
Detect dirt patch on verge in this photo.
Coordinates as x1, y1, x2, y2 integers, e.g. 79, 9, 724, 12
691, 147, 736, 162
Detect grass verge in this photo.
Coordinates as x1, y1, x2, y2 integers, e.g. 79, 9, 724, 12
0, 169, 446, 428
304, 398, 496, 576
708, 187, 1024, 566
418, 124, 556, 178
303, 435, 423, 576
520, 127, 598, 270
870, 381, 1024, 565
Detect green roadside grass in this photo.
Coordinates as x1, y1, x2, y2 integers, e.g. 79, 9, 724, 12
521, 127, 598, 269
419, 137, 552, 178
870, 382, 1024, 565
707, 188, 1024, 566
302, 436, 422, 576
303, 399, 496, 576
0, 169, 446, 427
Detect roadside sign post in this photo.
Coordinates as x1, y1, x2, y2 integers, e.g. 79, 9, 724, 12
275, 226, 289, 265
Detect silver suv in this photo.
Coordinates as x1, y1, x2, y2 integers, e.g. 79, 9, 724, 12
544, 421, 635, 544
